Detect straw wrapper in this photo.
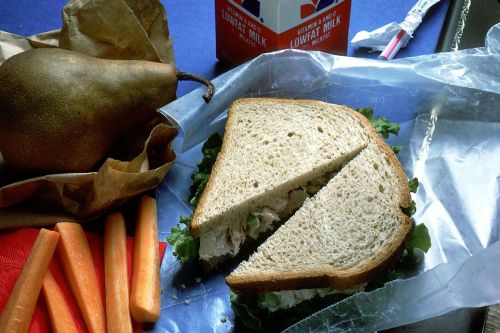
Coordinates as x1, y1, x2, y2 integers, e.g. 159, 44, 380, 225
351, 0, 442, 55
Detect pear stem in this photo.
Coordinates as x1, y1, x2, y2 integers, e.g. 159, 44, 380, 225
176, 71, 215, 103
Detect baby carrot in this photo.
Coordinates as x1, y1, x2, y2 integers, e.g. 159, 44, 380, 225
42, 270, 78, 333
130, 196, 161, 322
0, 228, 59, 333
104, 212, 133, 333
54, 222, 106, 333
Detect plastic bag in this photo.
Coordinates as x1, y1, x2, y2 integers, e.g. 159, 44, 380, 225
154, 23, 500, 332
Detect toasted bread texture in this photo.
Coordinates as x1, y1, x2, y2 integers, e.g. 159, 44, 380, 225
225, 108, 413, 292
189, 98, 372, 262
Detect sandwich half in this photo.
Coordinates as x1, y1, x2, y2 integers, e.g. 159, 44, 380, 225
226, 138, 413, 289
225, 115, 415, 328
189, 98, 374, 267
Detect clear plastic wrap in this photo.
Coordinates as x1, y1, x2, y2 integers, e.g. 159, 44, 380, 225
154, 24, 500, 332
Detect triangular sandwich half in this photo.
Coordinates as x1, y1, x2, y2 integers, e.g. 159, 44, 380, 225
189, 98, 373, 266
225, 121, 413, 299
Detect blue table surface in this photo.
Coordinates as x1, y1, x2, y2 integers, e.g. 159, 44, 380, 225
0, 0, 450, 97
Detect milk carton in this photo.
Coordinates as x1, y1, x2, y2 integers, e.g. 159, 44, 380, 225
215, 0, 351, 65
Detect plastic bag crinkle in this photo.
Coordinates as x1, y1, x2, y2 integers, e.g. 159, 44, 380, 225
154, 23, 500, 333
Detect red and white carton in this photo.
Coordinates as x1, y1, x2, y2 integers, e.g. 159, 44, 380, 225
215, 0, 352, 65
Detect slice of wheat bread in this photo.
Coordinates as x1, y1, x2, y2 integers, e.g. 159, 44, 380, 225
225, 126, 413, 292
189, 98, 372, 262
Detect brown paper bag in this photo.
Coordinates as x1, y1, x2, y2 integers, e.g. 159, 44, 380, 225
0, 0, 178, 228
0, 124, 177, 229
59, 0, 174, 63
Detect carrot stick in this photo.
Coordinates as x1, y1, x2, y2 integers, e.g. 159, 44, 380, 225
104, 213, 133, 333
130, 196, 161, 322
0, 228, 59, 333
42, 270, 79, 333
54, 222, 106, 333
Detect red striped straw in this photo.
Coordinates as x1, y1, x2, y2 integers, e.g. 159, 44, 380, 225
379, 28, 410, 60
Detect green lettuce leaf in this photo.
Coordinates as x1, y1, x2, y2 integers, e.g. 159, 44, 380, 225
355, 107, 400, 138
231, 290, 350, 331
189, 133, 222, 206
373, 116, 400, 138
402, 179, 419, 216
402, 200, 417, 217
406, 223, 431, 254
408, 177, 419, 193
366, 222, 431, 290
246, 215, 260, 230
166, 216, 199, 263
168, 133, 223, 263
390, 145, 402, 154
189, 176, 208, 206
230, 292, 265, 331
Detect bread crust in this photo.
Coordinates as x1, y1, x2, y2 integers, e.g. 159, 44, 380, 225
224, 99, 414, 292
225, 217, 414, 292
188, 99, 237, 237
190, 98, 283, 236
348, 107, 412, 209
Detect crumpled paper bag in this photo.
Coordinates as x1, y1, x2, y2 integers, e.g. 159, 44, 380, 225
59, 0, 174, 63
0, 123, 177, 229
0, 0, 177, 228
0, 0, 174, 63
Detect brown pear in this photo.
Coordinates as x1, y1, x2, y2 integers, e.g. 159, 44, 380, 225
0, 48, 212, 174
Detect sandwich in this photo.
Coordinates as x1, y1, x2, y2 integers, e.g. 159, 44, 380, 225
169, 98, 392, 267
222, 101, 430, 331
167, 97, 430, 330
